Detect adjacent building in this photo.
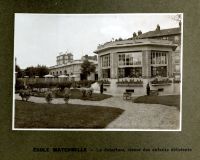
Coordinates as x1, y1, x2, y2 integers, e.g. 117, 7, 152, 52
49, 52, 98, 81
138, 24, 181, 81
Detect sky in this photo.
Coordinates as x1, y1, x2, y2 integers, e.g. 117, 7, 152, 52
14, 14, 180, 69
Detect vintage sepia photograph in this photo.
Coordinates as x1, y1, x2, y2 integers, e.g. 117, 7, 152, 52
13, 13, 182, 131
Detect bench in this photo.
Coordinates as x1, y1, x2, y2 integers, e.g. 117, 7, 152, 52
123, 89, 134, 100
158, 88, 164, 92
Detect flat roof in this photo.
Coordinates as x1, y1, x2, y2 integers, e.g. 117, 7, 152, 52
94, 38, 177, 53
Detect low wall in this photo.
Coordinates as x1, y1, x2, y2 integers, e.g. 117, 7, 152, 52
100, 79, 180, 96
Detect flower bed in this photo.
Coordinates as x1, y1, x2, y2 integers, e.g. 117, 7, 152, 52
98, 80, 110, 85
151, 77, 172, 86
116, 79, 143, 87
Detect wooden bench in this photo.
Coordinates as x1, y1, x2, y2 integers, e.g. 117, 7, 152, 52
123, 89, 134, 100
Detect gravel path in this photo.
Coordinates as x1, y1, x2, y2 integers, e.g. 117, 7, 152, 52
15, 94, 180, 130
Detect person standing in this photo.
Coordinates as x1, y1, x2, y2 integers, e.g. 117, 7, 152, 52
146, 83, 150, 96
100, 82, 104, 94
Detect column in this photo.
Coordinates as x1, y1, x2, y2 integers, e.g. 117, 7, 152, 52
98, 55, 102, 80
142, 50, 151, 78
110, 52, 118, 79
168, 51, 173, 77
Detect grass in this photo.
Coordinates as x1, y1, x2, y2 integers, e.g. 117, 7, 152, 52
133, 95, 180, 109
15, 100, 124, 129
31, 89, 112, 101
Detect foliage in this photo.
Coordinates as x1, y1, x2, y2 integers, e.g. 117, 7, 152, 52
19, 89, 31, 101
23, 65, 49, 78
81, 59, 96, 80
117, 79, 143, 85
27, 81, 72, 90
151, 78, 172, 84
45, 91, 53, 103
63, 88, 71, 104
57, 82, 72, 91
81, 89, 87, 97
98, 80, 110, 84
15, 79, 25, 91
81, 88, 93, 98
75, 80, 96, 88
15, 65, 23, 78
87, 88, 93, 97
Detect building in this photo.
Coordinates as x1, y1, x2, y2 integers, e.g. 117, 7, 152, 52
95, 38, 177, 79
56, 52, 73, 65
49, 52, 98, 81
138, 24, 181, 81
94, 37, 180, 95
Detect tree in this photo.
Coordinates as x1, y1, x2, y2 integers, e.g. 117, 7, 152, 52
81, 59, 96, 80
23, 65, 49, 78
24, 66, 36, 78
169, 14, 182, 27
15, 65, 23, 78
35, 65, 49, 77
170, 14, 182, 22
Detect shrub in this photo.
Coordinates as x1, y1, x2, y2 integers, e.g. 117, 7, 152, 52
81, 89, 87, 97
45, 91, 53, 103
76, 80, 96, 88
87, 88, 93, 97
19, 89, 31, 101
98, 80, 110, 84
57, 82, 72, 91
64, 88, 71, 104
151, 78, 172, 84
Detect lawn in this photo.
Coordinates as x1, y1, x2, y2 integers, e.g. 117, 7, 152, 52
133, 95, 180, 109
15, 100, 124, 128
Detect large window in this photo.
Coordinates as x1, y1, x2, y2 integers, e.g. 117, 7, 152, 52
151, 66, 167, 77
118, 52, 142, 66
102, 69, 110, 78
118, 67, 142, 78
101, 54, 110, 67
151, 51, 168, 77
151, 51, 167, 65
118, 52, 142, 78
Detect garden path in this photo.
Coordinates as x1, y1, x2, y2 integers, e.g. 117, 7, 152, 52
15, 94, 180, 130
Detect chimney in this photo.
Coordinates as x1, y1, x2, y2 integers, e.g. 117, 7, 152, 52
133, 32, 137, 39
138, 30, 142, 36
156, 24, 160, 31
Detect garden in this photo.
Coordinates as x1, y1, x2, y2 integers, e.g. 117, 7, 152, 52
16, 79, 112, 103
14, 79, 123, 129
116, 78, 143, 87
